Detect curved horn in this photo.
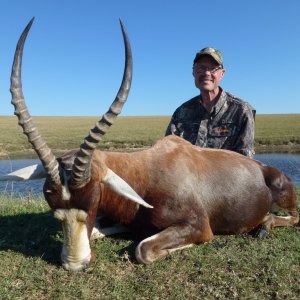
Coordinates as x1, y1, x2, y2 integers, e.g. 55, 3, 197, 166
10, 18, 61, 186
70, 19, 133, 188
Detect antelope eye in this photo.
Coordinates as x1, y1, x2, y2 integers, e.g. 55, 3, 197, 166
44, 189, 53, 194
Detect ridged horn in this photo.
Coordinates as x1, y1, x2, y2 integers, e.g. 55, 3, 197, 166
70, 19, 133, 188
10, 18, 61, 186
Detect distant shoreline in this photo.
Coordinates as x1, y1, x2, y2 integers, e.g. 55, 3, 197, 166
1, 114, 300, 159
1, 144, 300, 160
255, 144, 300, 154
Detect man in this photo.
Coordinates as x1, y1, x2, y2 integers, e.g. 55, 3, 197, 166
165, 47, 268, 238
165, 47, 255, 158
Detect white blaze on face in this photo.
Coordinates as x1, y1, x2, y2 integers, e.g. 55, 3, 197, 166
54, 208, 91, 271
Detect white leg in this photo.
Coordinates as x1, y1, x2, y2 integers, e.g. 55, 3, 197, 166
91, 223, 129, 240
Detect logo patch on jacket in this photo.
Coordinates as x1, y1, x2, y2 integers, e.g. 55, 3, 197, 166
210, 125, 235, 137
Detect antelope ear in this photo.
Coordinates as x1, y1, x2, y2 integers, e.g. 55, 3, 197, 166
0, 164, 46, 181
102, 168, 153, 209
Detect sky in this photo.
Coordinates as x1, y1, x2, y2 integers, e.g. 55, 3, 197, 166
0, 0, 299, 117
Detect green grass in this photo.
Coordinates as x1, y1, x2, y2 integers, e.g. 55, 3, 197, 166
255, 114, 300, 152
0, 189, 299, 299
1, 114, 300, 298
1, 114, 300, 158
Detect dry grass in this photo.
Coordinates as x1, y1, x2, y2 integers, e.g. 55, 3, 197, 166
1, 114, 300, 299
255, 114, 300, 152
0, 115, 169, 158
1, 114, 300, 158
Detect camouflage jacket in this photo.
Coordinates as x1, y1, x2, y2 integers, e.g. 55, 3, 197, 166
165, 89, 255, 157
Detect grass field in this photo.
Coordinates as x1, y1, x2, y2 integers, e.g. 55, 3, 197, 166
0, 189, 299, 299
1, 114, 300, 298
254, 114, 300, 152
1, 114, 300, 158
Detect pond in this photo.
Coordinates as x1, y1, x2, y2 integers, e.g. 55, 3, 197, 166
0, 153, 300, 196
255, 153, 300, 187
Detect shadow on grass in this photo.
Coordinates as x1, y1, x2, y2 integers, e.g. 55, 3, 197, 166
114, 234, 141, 263
0, 210, 144, 266
0, 211, 62, 266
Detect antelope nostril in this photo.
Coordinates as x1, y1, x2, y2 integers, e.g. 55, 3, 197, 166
62, 262, 70, 271
62, 255, 91, 272
62, 262, 87, 272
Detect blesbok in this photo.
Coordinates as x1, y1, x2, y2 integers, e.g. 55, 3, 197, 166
6, 18, 299, 271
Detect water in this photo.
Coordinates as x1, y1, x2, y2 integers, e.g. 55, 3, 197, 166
0, 154, 300, 196
255, 153, 300, 186
0, 159, 44, 197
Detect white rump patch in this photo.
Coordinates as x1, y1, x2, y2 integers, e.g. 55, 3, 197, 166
102, 168, 153, 209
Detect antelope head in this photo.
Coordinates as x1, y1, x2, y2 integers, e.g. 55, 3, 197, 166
11, 18, 152, 271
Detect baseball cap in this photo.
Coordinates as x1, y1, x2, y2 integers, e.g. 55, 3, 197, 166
193, 47, 223, 66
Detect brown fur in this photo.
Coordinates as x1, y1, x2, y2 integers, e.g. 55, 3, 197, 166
44, 135, 299, 265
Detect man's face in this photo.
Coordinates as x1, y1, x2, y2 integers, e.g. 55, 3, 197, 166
192, 55, 225, 92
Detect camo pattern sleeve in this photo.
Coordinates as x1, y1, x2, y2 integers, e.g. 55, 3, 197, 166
224, 97, 255, 157
165, 96, 201, 144
165, 90, 255, 158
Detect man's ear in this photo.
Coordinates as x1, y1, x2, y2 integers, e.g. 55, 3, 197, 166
220, 68, 225, 79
